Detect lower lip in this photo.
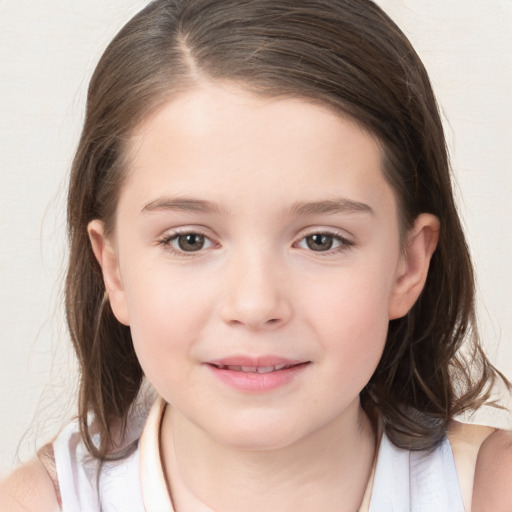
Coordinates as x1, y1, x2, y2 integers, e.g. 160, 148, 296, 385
206, 363, 309, 392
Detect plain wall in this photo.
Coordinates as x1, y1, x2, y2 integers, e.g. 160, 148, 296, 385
1, 0, 511, 473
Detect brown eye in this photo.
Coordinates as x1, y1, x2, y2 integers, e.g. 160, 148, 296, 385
177, 233, 206, 252
305, 234, 334, 251
296, 232, 353, 254
159, 231, 215, 256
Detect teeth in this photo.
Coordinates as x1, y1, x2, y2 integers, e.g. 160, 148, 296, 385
215, 364, 292, 373
256, 366, 275, 374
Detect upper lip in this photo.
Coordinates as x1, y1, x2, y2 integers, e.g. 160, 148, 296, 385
206, 356, 307, 368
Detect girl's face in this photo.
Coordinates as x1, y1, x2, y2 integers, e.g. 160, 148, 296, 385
90, 83, 437, 450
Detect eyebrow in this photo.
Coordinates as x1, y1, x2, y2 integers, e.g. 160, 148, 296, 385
141, 197, 226, 215
141, 196, 374, 217
290, 198, 374, 216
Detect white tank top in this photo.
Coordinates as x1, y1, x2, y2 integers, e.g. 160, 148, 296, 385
47, 398, 466, 512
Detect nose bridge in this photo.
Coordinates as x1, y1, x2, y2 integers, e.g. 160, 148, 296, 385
220, 243, 291, 329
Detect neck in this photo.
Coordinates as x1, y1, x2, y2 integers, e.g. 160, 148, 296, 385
161, 400, 376, 512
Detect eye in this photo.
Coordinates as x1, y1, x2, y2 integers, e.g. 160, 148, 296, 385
175, 233, 207, 252
296, 232, 353, 253
305, 234, 336, 251
159, 231, 215, 254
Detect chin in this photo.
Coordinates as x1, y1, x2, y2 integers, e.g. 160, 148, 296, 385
203, 414, 309, 452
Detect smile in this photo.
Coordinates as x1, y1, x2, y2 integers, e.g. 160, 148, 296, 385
206, 359, 310, 392
212, 364, 295, 373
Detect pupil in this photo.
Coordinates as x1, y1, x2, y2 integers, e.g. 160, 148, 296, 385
307, 234, 333, 251
178, 234, 204, 251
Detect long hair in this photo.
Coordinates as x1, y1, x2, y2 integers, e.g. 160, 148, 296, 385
66, 0, 505, 458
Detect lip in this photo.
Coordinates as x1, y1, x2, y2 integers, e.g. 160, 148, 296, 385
208, 356, 305, 367
205, 356, 310, 392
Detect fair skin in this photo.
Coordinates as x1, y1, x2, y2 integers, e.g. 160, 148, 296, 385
471, 429, 512, 511
0, 459, 59, 512
3, 83, 506, 511
89, 83, 438, 511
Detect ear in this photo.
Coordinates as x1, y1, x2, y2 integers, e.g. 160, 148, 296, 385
388, 213, 440, 320
88, 220, 130, 326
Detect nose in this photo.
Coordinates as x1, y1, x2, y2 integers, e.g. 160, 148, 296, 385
219, 250, 293, 330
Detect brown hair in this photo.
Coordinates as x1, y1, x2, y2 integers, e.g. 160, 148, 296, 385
66, 0, 506, 459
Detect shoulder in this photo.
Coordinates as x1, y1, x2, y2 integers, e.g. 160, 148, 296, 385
0, 458, 60, 512
472, 428, 512, 512
447, 421, 495, 512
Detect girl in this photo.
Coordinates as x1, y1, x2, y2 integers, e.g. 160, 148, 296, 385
1, 1, 511, 510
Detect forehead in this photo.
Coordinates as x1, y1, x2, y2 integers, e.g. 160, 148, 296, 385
122, 83, 395, 218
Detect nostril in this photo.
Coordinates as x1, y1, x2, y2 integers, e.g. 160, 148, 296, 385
220, 294, 292, 329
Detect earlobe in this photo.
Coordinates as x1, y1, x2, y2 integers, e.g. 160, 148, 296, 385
87, 220, 130, 325
388, 213, 440, 320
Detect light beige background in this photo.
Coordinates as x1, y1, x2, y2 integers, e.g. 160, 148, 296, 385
1, 0, 511, 473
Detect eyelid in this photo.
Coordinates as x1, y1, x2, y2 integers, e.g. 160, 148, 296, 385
155, 225, 355, 257
293, 228, 355, 255
157, 226, 219, 257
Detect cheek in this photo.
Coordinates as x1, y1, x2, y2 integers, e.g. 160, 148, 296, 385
122, 266, 214, 381
302, 266, 392, 370
305, 263, 393, 329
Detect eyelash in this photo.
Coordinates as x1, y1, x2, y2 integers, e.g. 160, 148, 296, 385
157, 229, 354, 257
294, 231, 354, 256
157, 229, 216, 257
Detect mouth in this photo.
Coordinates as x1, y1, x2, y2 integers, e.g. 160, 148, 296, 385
206, 358, 310, 392
209, 362, 307, 374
